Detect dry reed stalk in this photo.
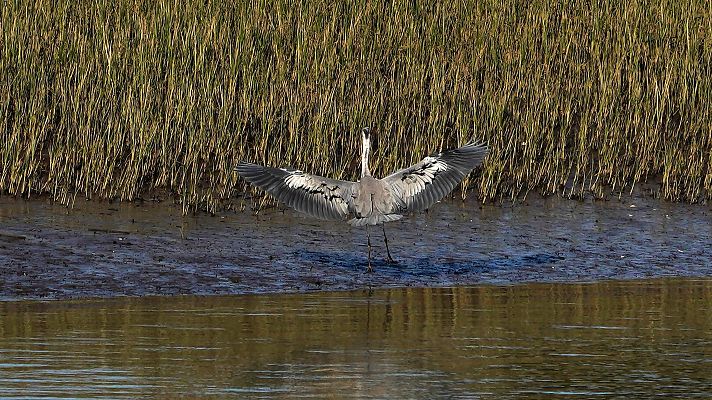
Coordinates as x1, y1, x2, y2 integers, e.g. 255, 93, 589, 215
1, 0, 710, 212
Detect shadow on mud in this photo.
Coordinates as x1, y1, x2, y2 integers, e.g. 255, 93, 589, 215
297, 248, 565, 277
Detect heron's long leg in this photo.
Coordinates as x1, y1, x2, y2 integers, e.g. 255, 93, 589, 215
366, 227, 373, 272
382, 224, 396, 264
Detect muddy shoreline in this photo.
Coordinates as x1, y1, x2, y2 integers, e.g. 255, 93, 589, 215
0, 195, 710, 301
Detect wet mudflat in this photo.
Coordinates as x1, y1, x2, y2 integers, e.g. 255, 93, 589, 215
0, 195, 711, 299
0, 278, 711, 398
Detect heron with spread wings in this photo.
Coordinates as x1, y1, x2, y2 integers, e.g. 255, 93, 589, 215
236, 128, 488, 272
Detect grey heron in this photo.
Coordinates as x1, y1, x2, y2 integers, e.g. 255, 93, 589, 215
236, 128, 488, 272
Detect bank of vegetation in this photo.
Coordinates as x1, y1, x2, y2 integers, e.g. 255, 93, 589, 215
2, 0, 710, 211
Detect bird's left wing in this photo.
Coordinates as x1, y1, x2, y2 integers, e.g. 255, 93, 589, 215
382, 141, 488, 213
236, 162, 354, 220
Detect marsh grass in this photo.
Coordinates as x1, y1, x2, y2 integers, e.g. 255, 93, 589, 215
1, 0, 710, 212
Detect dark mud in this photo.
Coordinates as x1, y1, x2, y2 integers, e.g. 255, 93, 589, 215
0, 195, 710, 300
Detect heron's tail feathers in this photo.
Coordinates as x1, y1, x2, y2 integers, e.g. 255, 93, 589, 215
348, 213, 402, 227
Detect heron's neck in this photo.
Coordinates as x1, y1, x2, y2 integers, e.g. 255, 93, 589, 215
361, 136, 371, 177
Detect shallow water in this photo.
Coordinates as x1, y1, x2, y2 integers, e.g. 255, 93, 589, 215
0, 195, 710, 299
1, 278, 711, 398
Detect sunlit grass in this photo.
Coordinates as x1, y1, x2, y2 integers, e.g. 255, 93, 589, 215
1, 0, 710, 211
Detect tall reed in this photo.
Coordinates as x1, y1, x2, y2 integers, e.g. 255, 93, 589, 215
1, 0, 710, 211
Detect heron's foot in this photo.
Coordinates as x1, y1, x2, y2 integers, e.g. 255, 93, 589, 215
386, 255, 398, 264
366, 263, 374, 273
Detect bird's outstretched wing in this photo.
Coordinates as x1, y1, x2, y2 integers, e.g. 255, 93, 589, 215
236, 162, 354, 220
383, 141, 488, 213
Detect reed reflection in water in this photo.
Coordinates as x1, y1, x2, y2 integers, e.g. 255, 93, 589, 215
1, 278, 711, 398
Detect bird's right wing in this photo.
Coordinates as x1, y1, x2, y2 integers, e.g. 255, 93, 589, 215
383, 141, 488, 213
236, 162, 354, 220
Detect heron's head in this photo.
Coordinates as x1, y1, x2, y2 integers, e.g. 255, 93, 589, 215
361, 127, 370, 141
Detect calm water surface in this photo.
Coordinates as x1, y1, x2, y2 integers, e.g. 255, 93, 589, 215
1, 278, 711, 398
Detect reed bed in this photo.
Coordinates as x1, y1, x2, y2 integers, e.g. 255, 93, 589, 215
1, 0, 710, 211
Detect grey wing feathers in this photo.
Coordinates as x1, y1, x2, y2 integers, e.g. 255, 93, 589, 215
383, 141, 488, 213
236, 162, 354, 220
